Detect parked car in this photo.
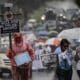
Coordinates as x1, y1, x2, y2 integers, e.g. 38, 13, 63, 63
0, 43, 12, 79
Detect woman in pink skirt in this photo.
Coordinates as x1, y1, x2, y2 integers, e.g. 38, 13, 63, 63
6, 32, 34, 80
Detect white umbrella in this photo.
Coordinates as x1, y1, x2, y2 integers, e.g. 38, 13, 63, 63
58, 28, 80, 39
57, 28, 80, 47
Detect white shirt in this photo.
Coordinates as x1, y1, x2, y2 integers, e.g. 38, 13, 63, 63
76, 60, 80, 70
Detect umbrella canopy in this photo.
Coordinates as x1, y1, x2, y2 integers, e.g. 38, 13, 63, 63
34, 38, 47, 43
48, 31, 58, 37
37, 31, 48, 36
45, 38, 61, 46
57, 28, 80, 49
58, 28, 80, 39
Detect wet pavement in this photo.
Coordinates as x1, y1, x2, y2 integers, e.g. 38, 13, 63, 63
0, 66, 79, 80
31, 69, 54, 80
31, 69, 79, 80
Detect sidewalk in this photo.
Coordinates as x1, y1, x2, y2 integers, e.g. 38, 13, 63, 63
72, 69, 79, 80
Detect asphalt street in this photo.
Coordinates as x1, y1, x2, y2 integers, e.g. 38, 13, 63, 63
0, 69, 79, 80
31, 69, 79, 80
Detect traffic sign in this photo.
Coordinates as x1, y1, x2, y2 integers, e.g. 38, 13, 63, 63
1, 20, 19, 34
4, 11, 13, 21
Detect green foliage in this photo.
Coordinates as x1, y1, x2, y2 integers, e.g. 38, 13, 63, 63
75, 0, 80, 7
31, 7, 45, 23
9, 0, 54, 21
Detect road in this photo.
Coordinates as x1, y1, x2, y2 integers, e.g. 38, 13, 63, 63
31, 69, 79, 80
0, 69, 79, 80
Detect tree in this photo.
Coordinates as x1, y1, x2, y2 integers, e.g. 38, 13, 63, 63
9, 0, 53, 21
75, 0, 80, 7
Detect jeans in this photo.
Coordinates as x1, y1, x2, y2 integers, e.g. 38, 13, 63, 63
77, 70, 80, 79
56, 67, 73, 80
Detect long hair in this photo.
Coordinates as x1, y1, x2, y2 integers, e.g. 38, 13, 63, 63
60, 39, 70, 51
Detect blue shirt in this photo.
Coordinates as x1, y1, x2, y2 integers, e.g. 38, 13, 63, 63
54, 47, 73, 70
54, 47, 61, 55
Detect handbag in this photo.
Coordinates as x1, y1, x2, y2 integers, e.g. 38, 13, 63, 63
14, 51, 32, 66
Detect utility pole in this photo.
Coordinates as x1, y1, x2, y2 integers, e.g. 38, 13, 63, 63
0, 3, 21, 51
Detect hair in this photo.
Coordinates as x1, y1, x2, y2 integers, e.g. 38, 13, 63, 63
60, 39, 70, 47
14, 32, 22, 37
13, 32, 23, 44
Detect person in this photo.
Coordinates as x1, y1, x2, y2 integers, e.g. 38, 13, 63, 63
75, 46, 80, 79
72, 13, 80, 28
6, 32, 34, 80
44, 45, 52, 53
54, 39, 73, 80
33, 45, 44, 70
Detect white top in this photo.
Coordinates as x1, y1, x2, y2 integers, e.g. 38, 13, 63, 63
76, 46, 80, 70
76, 60, 80, 70
32, 49, 44, 70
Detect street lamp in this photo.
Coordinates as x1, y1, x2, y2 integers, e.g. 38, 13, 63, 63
41, 15, 45, 23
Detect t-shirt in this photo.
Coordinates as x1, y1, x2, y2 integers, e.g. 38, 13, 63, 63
59, 51, 72, 70
54, 47, 73, 70
54, 47, 61, 55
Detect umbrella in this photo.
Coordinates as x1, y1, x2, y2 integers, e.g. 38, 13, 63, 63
57, 28, 80, 48
37, 31, 48, 36
58, 28, 80, 39
48, 31, 58, 37
45, 38, 61, 46
34, 38, 47, 43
